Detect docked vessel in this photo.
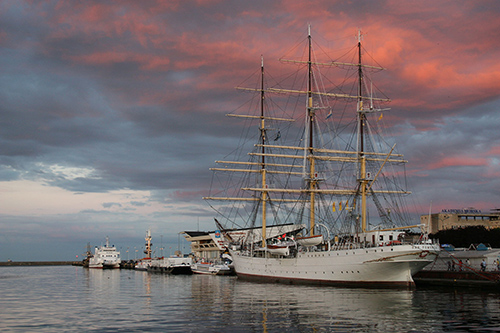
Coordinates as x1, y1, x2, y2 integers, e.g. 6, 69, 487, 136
204, 27, 439, 288
414, 244, 500, 288
148, 256, 193, 274
191, 250, 234, 275
191, 261, 234, 275
135, 229, 153, 271
88, 237, 121, 269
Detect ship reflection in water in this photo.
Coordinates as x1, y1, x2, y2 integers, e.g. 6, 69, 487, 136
1, 266, 500, 332
187, 274, 500, 332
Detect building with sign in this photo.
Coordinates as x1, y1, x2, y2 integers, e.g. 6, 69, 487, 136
420, 209, 500, 234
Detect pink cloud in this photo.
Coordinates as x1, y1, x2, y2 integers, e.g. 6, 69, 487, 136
21, 1, 500, 117
171, 190, 208, 202
488, 146, 500, 155
68, 51, 171, 71
427, 156, 488, 170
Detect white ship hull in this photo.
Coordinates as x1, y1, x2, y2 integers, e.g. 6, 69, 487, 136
148, 257, 193, 274
230, 244, 438, 287
88, 261, 120, 269
135, 259, 151, 271
191, 262, 234, 275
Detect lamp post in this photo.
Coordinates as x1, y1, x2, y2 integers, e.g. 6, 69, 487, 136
161, 235, 164, 257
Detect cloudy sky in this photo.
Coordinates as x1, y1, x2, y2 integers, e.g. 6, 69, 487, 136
1, 0, 500, 261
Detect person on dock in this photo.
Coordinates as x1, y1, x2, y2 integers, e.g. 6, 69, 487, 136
481, 259, 486, 272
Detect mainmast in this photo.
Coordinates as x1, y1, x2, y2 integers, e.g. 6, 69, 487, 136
307, 25, 316, 237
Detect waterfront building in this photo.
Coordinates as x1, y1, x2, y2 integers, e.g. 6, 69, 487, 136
421, 208, 500, 234
181, 223, 304, 260
181, 231, 221, 260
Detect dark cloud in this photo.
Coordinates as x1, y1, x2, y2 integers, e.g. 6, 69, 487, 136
1, 0, 500, 260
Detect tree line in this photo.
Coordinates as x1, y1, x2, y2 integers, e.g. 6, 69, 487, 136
429, 226, 500, 248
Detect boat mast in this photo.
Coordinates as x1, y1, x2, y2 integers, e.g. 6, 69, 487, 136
357, 30, 368, 233
144, 229, 152, 259
260, 56, 268, 247
307, 25, 316, 236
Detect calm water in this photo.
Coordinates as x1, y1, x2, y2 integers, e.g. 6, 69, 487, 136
1, 266, 500, 332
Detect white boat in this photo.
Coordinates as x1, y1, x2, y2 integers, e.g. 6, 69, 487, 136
265, 245, 290, 256
191, 261, 234, 275
296, 235, 324, 247
204, 26, 440, 288
148, 256, 193, 274
88, 237, 121, 269
134, 258, 151, 271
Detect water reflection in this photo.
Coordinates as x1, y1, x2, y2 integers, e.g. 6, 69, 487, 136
1, 266, 500, 332
186, 275, 500, 332
188, 276, 415, 331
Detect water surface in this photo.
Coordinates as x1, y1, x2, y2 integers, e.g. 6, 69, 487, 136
1, 266, 499, 332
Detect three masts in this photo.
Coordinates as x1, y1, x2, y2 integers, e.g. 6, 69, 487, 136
204, 27, 439, 287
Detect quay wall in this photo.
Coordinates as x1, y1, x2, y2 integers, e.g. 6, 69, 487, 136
0, 261, 75, 266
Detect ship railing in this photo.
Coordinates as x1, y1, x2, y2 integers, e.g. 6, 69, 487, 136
329, 240, 414, 251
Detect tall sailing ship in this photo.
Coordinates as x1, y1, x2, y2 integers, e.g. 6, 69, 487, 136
204, 27, 439, 287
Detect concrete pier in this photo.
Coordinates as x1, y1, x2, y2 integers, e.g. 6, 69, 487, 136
0, 261, 75, 266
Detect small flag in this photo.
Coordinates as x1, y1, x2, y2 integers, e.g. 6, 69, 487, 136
326, 109, 333, 119
377, 113, 383, 122
332, 202, 336, 212
339, 201, 343, 211
274, 130, 281, 141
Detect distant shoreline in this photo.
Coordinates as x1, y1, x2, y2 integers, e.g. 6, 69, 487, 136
0, 261, 75, 266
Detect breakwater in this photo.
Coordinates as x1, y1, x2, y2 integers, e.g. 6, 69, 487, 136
0, 261, 75, 266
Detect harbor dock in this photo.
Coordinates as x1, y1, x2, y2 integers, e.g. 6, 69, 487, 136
414, 270, 500, 288
0, 261, 75, 266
